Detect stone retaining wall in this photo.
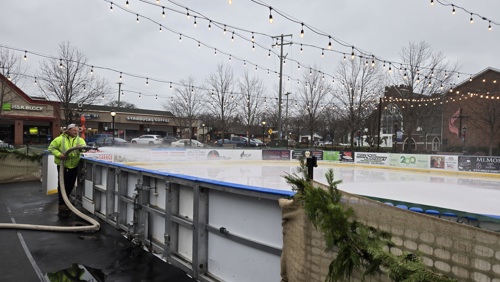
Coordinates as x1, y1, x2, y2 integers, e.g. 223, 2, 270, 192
280, 182, 500, 281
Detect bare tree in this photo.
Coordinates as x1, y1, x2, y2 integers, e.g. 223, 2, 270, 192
295, 67, 332, 146
334, 57, 383, 147
205, 63, 238, 139
37, 42, 110, 124
163, 76, 204, 142
0, 47, 28, 115
387, 41, 457, 151
107, 100, 136, 109
238, 70, 266, 143
466, 95, 500, 155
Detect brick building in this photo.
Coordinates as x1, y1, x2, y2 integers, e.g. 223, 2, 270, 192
442, 68, 500, 155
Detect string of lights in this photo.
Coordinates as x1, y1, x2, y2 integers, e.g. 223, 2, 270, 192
136, 0, 472, 92
246, 0, 487, 79
430, 0, 498, 30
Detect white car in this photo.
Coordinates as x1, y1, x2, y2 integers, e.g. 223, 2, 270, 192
131, 135, 163, 145
171, 139, 205, 148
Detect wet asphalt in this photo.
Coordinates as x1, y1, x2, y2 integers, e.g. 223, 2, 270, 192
0, 181, 197, 282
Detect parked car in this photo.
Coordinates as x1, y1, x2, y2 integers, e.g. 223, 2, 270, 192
163, 136, 179, 145
86, 134, 113, 144
131, 135, 163, 145
287, 139, 297, 147
251, 138, 266, 147
171, 139, 205, 148
89, 137, 129, 147
214, 139, 232, 146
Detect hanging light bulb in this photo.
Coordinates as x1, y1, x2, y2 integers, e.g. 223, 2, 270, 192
136, 14, 139, 23
214, 49, 217, 56
186, 8, 190, 19
208, 20, 212, 30
452, 5, 455, 14
268, 50, 271, 58
243, 60, 246, 67
119, 72, 122, 80
23, 51, 27, 60
110, 2, 113, 11
321, 49, 324, 57
470, 13, 474, 23
59, 59, 63, 68
146, 78, 149, 85
297, 64, 301, 71
179, 34, 182, 42
327, 36, 332, 49
231, 32, 234, 42
198, 41, 201, 48
229, 55, 232, 61
488, 21, 492, 31
351, 47, 355, 60
251, 32, 255, 42
139, 93, 141, 98
162, 7, 165, 18
252, 43, 255, 51
193, 16, 197, 27
430, 0, 434, 5
223, 25, 227, 35
34, 77, 37, 84
159, 24, 162, 32
155, 95, 158, 100
125, 0, 129, 7
300, 23, 304, 37
90, 66, 94, 74
228, 0, 232, 4
268, 7, 273, 23
300, 44, 303, 53
170, 82, 172, 89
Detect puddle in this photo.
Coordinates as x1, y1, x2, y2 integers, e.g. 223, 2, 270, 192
45, 263, 104, 281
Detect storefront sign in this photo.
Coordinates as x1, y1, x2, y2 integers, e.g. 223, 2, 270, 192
2, 103, 44, 111
126, 116, 169, 123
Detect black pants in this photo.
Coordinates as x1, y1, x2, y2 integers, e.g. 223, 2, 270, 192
57, 165, 79, 205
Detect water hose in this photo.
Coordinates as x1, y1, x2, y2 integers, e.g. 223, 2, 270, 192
0, 145, 100, 232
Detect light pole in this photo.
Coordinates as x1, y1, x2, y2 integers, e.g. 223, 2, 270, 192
202, 123, 206, 142
110, 110, 116, 144
462, 125, 467, 152
261, 121, 266, 141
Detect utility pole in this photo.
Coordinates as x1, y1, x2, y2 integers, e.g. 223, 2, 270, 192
271, 34, 292, 141
117, 82, 122, 107
284, 92, 291, 140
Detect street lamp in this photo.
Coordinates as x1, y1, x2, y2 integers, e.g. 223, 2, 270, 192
261, 121, 266, 141
110, 110, 116, 144
202, 123, 206, 142
462, 125, 467, 151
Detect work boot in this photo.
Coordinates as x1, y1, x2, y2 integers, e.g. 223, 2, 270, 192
58, 204, 71, 217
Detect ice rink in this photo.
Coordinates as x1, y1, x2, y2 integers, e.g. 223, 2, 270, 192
146, 160, 500, 217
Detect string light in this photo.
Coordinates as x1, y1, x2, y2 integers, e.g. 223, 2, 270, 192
470, 13, 473, 24
110, 2, 113, 11
186, 8, 190, 19
430, 0, 434, 5
24, 51, 27, 60
162, 7, 165, 18
146, 77, 149, 85
125, 0, 128, 7
300, 23, 304, 37
351, 46, 355, 60
327, 36, 332, 50
452, 5, 455, 14
193, 16, 197, 27
119, 72, 122, 80
90, 66, 94, 74
208, 20, 212, 30
59, 59, 63, 68
300, 44, 303, 53
488, 21, 492, 31
159, 24, 162, 32
136, 14, 139, 23
268, 7, 273, 23
251, 32, 255, 42
231, 32, 234, 41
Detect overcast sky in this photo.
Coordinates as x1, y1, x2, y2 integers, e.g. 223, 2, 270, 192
1, 0, 499, 111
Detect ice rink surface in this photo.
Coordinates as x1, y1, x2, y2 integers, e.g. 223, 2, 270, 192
147, 160, 500, 216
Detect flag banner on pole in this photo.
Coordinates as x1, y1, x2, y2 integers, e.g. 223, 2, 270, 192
449, 108, 460, 136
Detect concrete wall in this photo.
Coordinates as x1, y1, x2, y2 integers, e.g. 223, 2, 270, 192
280, 183, 500, 281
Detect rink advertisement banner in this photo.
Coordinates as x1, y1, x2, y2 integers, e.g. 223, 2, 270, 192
262, 150, 291, 161
323, 151, 341, 162
354, 153, 389, 165
389, 154, 428, 169
430, 155, 459, 171
458, 156, 500, 173
340, 151, 354, 163
231, 150, 263, 161
291, 150, 323, 160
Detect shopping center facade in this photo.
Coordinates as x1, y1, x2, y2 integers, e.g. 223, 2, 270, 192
0, 74, 181, 145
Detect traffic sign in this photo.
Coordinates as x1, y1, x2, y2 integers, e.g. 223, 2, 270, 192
268, 129, 273, 135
